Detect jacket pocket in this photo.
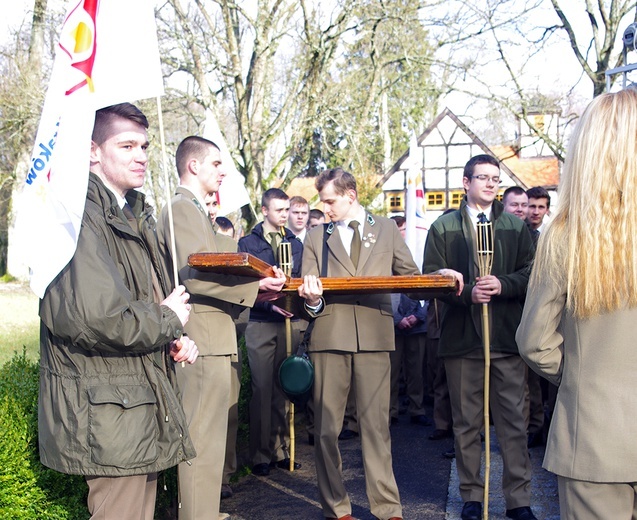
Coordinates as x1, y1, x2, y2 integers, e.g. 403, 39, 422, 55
87, 385, 159, 468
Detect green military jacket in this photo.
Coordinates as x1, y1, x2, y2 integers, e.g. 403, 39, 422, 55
423, 198, 534, 357
38, 173, 195, 476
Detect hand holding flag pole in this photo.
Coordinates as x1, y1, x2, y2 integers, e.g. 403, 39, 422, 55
476, 208, 494, 519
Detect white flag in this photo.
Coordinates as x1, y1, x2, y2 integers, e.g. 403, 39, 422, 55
404, 132, 428, 271
15, 0, 164, 298
202, 109, 251, 216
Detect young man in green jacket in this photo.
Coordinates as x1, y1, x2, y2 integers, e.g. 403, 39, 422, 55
39, 103, 199, 519
423, 154, 536, 520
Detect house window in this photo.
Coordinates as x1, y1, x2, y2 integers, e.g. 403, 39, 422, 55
426, 191, 445, 210
387, 192, 404, 211
450, 191, 464, 208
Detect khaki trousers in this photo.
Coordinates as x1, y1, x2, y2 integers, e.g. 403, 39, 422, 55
311, 351, 402, 520
177, 355, 231, 520
86, 473, 157, 520
223, 351, 241, 485
445, 354, 531, 509
558, 476, 637, 520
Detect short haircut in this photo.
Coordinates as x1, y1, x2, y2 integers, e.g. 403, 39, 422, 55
92, 103, 148, 145
391, 215, 406, 227
316, 167, 357, 195
261, 188, 289, 208
309, 208, 324, 220
289, 195, 309, 208
175, 136, 220, 178
215, 216, 234, 233
526, 186, 550, 207
502, 186, 527, 202
463, 154, 500, 179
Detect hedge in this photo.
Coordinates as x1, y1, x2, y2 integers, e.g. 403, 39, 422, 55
0, 350, 88, 519
0, 338, 254, 519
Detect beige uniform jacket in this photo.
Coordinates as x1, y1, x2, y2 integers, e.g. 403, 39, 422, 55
302, 214, 420, 351
517, 271, 637, 482
157, 186, 260, 356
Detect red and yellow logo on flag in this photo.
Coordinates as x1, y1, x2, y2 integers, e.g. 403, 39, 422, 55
59, 0, 99, 95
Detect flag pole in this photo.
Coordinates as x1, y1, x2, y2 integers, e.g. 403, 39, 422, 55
278, 234, 295, 471
156, 96, 185, 366
156, 96, 179, 285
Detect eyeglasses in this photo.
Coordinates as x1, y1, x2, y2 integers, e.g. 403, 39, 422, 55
470, 174, 501, 184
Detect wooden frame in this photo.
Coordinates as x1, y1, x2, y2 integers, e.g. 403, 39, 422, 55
188, 252, 458, 297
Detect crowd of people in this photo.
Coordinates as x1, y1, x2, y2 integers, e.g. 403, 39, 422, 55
37, 88, 637, 520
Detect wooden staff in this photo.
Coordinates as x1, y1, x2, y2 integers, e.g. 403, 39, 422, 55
277, 231, 295, 471
476, 209, 494, 520
155, 97, 189, 368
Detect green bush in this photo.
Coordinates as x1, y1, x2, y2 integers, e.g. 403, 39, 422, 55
0, 340, 257, 519
0, 351, 88, 519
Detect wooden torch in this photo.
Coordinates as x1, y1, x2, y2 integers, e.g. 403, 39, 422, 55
476, 211, 494, 519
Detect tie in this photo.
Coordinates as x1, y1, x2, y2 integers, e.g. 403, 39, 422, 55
348, 220, 361, 268
123, 203, 137, 231
269, 232, 281, 262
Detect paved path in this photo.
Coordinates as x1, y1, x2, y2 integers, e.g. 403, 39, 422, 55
220, 409, 560, 519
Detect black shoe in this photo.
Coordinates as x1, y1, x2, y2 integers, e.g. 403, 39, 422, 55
308, 433, 315, 446
410, 414, 432, 426
442, 447, 455, 459
505, 506, 537, 520
251, 463, 270, 476
429, 428, 453, 440
271, 458, 301, 470
338, 428, 359, 441
527, 431, 545, 448
461, 501, 482, 520
220, 484, 233, 500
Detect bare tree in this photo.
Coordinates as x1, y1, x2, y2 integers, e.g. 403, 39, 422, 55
426, 0, 637, 161
551, 0, 637, 97
0, 0, 51, 277
157, 0, 359, 212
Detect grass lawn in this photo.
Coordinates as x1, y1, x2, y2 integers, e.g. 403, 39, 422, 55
0, 280, 39, 365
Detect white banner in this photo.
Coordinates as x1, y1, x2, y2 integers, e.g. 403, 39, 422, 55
404, 132, 428, 272
202, 109, 251, 216
15, 0, 164, 297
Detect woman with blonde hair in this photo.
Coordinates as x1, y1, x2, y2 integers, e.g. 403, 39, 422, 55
517, 87, 637, 519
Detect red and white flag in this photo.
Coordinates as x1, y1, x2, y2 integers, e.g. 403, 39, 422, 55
202, 109, 251, 217
404, 132, 428, 272
15, 0, 163, 297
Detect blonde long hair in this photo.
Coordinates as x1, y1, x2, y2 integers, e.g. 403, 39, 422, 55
533, 88, 637, 318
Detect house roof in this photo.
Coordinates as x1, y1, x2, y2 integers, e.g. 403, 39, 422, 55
491, 145, 560, 189
282, 108, 560, 201
382, 107, 560, 190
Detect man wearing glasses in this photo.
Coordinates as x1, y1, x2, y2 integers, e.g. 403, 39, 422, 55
423, 155, 537, 520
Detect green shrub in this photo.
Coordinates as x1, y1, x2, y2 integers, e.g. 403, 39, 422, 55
0, 350, 88, 519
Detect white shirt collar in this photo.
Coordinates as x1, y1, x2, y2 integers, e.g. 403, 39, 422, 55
295, 228, 307, 242
338, 207, 367, 230
102, 184, 127, 209
466, 204, 492, 222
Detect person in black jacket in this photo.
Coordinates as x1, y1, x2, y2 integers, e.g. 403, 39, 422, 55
238, 188, 303, 475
